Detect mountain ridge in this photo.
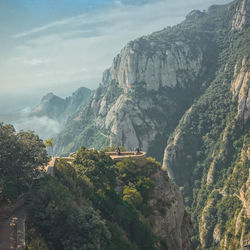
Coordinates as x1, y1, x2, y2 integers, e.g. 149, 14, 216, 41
53, 1, 235, 158
31, 86, 92, 124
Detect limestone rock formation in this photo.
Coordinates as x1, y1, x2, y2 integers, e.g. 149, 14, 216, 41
232, 0, 250, 30
54, 2, 224, 157
108, 40, 203, 91
231, 56, 250, 124
149, 170, 192, 250
89, 34, 205, 155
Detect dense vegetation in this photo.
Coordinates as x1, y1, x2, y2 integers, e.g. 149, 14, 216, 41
25, 147, 170, 250
0, 123, 49, 201
164, 4, 250, 248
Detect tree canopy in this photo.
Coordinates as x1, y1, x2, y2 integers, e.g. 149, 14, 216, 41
0, 123, 49, 201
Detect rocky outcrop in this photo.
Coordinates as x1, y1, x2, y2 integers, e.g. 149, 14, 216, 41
85, 33, 208, 156
239, 165, 250, 217
54, 1, 236, 157
213, 224, 222, 244
109, 39, 203, 91
199, 200, 214, 248
149, 170, 192, 250
163, 55, 250, 182
162, 107, 192, 178
231, 56, 250, 124
232, 0, 250, 30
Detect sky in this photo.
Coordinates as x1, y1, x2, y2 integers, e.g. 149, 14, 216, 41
0, 0, 232, 114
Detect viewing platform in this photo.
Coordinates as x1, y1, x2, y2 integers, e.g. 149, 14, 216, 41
244, 240, 250, 249
105, 151, 147, 166
44, 151, 147, 176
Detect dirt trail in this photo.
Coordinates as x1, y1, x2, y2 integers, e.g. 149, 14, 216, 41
0, 215, 17, 249
0, 201, 25, 250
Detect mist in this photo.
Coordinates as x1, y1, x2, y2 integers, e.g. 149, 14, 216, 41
0, 107, 62, 140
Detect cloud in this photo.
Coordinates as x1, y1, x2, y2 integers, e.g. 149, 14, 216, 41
1, 0, 232, 113
12, 109, 62, 140
0, 105, 61, 140
13, 17, 81, 38
23, 58, 51, 66
13, 0, 232, 41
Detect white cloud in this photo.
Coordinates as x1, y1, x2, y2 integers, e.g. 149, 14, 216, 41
23, 58, 51, 66
13, 113, 62, 140
1, 0, 232, 112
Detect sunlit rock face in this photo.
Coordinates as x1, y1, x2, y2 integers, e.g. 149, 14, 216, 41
148, 170, 192, 250
84, 28, 208, 158
232, 0, 250, 30
109, 39, 203, 91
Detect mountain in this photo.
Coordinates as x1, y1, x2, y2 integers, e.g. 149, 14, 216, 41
31, 87, 92, 124
52, 0, 250, 248
53, 4, 225, 157
162, 0, 250, 248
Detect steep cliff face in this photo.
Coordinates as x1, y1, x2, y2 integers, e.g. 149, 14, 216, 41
162, 1, 250, 247
90, 34, 206, 155
149, 170, 192, 250
54, 1, 230, 157
231, 57, 250, 123
108, 39, 203, 91
232, 0, 250, 30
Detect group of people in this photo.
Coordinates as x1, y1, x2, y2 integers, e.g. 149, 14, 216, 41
116, 147, 140, 155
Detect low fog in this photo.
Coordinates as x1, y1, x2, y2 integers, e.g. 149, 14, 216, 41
0, 107, 62, 140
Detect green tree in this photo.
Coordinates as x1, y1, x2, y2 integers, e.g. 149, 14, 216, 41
0, 123, 49, 201
44, 137, 54, 156
73, 147, 117, 189
123, 185, 143, 207
26, 177, 110, 250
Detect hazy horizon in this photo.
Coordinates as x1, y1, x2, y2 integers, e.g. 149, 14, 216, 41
0, 0, 232, 114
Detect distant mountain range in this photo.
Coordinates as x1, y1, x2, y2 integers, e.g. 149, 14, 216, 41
0, 87, 92, 140
30, 87, 92, 124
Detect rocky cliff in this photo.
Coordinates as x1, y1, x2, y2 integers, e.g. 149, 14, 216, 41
149, 170, 192, 250
232, 0, 250, 30
54, 1, 227, 157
